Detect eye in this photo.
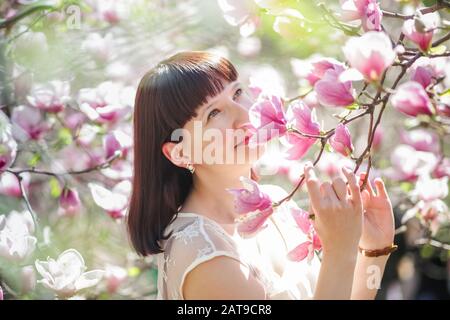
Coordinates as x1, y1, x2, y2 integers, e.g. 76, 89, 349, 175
233, 88, 243, 101
207, 108, 221, 121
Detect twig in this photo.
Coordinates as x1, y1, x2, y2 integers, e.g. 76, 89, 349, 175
6, 152, 122, 177
381, 3, 446, 20
414, 238, 450, 250
0, 4, 56, 29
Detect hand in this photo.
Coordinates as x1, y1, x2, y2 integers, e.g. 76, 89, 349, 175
304, 164, 363, 257
358, 173, 395, 251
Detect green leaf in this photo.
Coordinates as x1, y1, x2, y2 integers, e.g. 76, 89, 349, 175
429, 45, 447, 55
422, 0, 437, 7
49, 177, 62, 198
345, 102, 359, 110
56, 127, 73, 148
420, 244, 434, 259
27, 153, 41, 167
400, 182, 413, 193
439, 88, 450, 97
128, 267, 141, 277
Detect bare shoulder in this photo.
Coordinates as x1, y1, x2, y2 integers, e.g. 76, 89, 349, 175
183, 255, 267, 300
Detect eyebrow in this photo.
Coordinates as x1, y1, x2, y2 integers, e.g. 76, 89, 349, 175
201, 82, 241, 118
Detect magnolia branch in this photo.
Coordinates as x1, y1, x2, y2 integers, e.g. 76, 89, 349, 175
382, 2, 447, 20
0, 4, 56, 30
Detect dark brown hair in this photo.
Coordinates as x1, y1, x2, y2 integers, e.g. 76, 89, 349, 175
127, 51, 238, 256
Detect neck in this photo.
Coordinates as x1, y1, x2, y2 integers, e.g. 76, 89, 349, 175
182, 165, 252, 225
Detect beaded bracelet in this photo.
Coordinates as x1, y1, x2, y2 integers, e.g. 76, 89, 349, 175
358, 244, 398, 257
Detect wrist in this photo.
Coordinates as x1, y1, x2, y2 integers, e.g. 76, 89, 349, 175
322, 246, 358, 265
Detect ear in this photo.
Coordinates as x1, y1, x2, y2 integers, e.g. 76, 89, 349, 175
162, 141, 190, 169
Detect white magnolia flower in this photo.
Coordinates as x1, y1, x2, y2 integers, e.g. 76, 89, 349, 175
88, 180, 131, 219
410, 175, 448, 202
0, 211, 36, 262
35, 249, 104, 298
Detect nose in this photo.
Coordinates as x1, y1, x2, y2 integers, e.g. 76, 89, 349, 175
229, 99, 251, 130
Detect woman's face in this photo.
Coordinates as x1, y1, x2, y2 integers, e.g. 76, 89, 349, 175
176, 79, 265, 174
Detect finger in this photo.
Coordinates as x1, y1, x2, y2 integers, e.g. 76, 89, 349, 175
342, 167, 362, 210
359, 172, 375, 196
361, 189, 371, 208
304, 165, 322, 208
332, 177, 347, 201
321, 181, 339, 203
374, 178, 389, 199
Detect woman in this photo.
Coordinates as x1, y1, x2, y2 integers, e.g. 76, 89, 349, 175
127, 51, 396, 300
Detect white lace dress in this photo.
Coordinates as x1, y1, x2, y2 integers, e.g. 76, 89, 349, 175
155, 184, 321, 300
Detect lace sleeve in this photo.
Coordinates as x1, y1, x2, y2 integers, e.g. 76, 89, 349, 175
161, 216, 246, 300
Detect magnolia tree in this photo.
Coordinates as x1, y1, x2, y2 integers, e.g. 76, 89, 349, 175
0, 0, 449, 299
219, 0, 450, 268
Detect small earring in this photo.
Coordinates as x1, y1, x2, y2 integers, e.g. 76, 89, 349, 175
186, 163, 195, 174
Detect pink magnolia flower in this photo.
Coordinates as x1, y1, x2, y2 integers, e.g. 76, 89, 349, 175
314, 63, 355, 107
248, 66, 286, 98
78, 82, 132, 125
0, 136, 17, 172
411, 65, 433, 89
287, 207, 321, 263
433, 158, 450, 179
330, 124, 354, 157
410, 175, 448, 202
0, 172, 30, 198
0, 285, 3, 300
63, 111, 87, 132
93, 0, 130, 24
402, 199, 448, 236
400, 129, 439, 153
409, 57, 447, 89
385, 145, 438, 182
11, 105, 50, 142
27, 81, 70, 113
248, 95, 287, 145
403, 11, 440, 52
340, 0, 383, 32
217, 0, 260, 37
437, 103, 450, 118
81, 32, 114, 62
235, 208, 274, 238
103, 130, 132, 159
59, 187, 82, 217
88, 180, 131, 219
316, 152, 354, 178
282, 101, 321, 160
291, 56, 345, 87
391, 81, 434, 117
290, 55, 338, 86
372, 126, 383, 151
227, 177, 273, 237
343, 31, 396, 82
253, 147, 292, 177
227, 177, 272, 215
104, 265, 127, 294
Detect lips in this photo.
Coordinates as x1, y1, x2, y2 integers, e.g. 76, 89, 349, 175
235, 131, 253, 148
234, 123, 256, 148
